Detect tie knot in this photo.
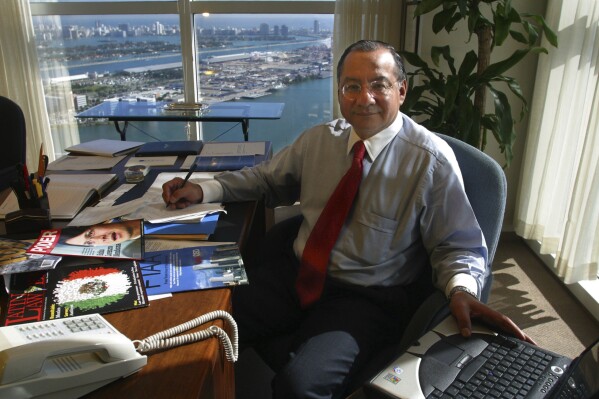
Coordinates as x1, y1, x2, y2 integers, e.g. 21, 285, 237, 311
353, 141, 366, 162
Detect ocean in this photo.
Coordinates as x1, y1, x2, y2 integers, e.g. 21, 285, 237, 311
77, 77, 333, 153
61, 33, 334, 153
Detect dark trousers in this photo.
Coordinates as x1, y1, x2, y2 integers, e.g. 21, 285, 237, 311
232, 228, 433, 399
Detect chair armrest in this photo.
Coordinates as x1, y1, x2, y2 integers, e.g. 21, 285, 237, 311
396, 290, 450, 353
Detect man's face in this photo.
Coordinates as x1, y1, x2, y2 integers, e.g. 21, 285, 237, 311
338, 48, 407, 139
65, 222, 136, 246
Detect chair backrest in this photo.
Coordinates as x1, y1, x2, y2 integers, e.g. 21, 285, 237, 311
436, 133, 507, 302
0, 96, 27, 192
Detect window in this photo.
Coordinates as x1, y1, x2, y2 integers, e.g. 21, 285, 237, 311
30, 1, 335, 157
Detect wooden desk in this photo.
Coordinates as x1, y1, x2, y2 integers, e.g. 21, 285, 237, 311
84, 289, 234, 399
0, 156, 269, 399
80, 200, 263, 399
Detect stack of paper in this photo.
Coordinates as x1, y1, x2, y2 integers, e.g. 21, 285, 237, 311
65, 139, 143, 157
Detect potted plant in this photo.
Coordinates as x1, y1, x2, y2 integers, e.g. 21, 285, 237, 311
399, 0, 557, 166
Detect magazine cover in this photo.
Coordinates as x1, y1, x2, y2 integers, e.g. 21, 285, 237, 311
142, 212, 220, 240
140, 244, 248, 296
1, 261, 149, 326
0, 237, 62, 275
26, 219, 144, 260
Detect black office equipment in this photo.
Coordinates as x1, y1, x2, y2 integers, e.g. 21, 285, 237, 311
367, 316, 599, 399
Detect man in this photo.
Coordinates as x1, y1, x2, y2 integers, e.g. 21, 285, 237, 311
163, 40, 533, 398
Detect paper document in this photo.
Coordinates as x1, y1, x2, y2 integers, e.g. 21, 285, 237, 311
0, 174, 117, 219
68, 198, 146, 227
47, 155, 126, 171
65, 139, 143, 157
125, 156, 177, 167
201, 141, 266, 156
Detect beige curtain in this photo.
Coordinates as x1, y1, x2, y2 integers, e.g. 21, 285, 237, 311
0, 0, 55, 164
332, 0, 405, 118
514, 0, 599, 284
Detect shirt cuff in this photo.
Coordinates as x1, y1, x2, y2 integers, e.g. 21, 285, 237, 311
445, 274, 479, 300
198, 179, 224, 203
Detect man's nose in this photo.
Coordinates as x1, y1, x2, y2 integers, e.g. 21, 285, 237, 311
355, 87, 376, 104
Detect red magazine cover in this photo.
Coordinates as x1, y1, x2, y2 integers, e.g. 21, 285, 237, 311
1, 260, 149, 326
27, 219, 144, 260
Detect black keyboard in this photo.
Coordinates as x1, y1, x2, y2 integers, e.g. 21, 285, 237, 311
427, 335, 554, 399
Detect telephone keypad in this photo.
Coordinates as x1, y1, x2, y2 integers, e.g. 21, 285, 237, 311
11, 314, 118, 342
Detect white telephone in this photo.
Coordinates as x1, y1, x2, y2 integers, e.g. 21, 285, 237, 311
0, 314, 147, 399
0, 310, 238, 399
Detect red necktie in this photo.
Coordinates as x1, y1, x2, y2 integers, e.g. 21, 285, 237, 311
296, 140, 366, 308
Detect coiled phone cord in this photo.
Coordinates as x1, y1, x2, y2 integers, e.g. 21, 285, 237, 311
132, 310, 239, 362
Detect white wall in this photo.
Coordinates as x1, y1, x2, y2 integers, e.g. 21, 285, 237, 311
417, 0, 549, 231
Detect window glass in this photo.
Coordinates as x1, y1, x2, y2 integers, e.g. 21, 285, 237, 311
195, 14, 333, 150
33, 14, 185, 152
30, 5, 333, 157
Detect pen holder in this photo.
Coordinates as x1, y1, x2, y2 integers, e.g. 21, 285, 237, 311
5, 197, 51, 236
5, 208, 51, 235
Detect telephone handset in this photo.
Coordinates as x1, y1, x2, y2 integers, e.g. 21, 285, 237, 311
0, 311, 238, 398
0, 314, 147, 399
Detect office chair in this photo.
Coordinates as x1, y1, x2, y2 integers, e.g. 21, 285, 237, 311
0, 96, 27, 192
236, 132, 507, 398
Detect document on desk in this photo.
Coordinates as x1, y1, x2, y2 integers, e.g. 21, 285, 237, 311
124, 156, 177, 167
68, 171, 224, 225
0, 174, 117, 219
47, 155, 126, 171
68, 198, 147, 227
181, 141, 268, 169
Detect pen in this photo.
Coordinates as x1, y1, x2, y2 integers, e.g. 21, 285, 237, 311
38, 143, 45, 178
166, 161, 197, 208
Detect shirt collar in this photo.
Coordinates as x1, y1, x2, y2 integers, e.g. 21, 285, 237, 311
347, 113, 403, 161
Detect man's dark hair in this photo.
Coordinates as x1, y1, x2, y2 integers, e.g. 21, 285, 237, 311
337, 40, 406, 83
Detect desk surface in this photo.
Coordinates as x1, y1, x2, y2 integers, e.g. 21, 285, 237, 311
1, 154, 268, 399
84, 288, 234, 399
76, 101, 285, 122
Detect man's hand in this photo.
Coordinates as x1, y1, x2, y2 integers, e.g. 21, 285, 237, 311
162, 177, 204, 209
449, 291, 537, 345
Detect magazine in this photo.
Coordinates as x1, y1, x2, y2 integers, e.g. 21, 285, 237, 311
142, 212, 220, 240
140, 243, 248, 296
1, 261, 149, 326
26, 219, 144, 260
0, 237, 62, 275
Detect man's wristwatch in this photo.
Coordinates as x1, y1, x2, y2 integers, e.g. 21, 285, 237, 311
448, 286, 478, 301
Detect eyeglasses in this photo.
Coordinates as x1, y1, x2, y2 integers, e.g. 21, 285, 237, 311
340, 79, 399, 100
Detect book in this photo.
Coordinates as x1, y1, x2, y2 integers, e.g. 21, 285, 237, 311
183, 141, 272, 171
26, 220, 144, 260
0, 237, 62, 275
139, 243, 248, 296
0, 174, 118, 220
194, 155, 258, 171
1, 260, 149, 326
65, 139, 144, 157
135, 140, 203, 157
47, 155, 125, 171
143, 212, 220, 240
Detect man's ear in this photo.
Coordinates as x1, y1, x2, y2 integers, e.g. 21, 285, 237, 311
398, 79, 408, 106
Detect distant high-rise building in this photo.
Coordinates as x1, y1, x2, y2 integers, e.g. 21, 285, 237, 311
273, 25, 280, 36
259, 23, 269, 35
314, 20, 320, 34
73, 94, 87, 110
154, 21, 164, 35
62, 25, 76, 39
281, 24, 289, 37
